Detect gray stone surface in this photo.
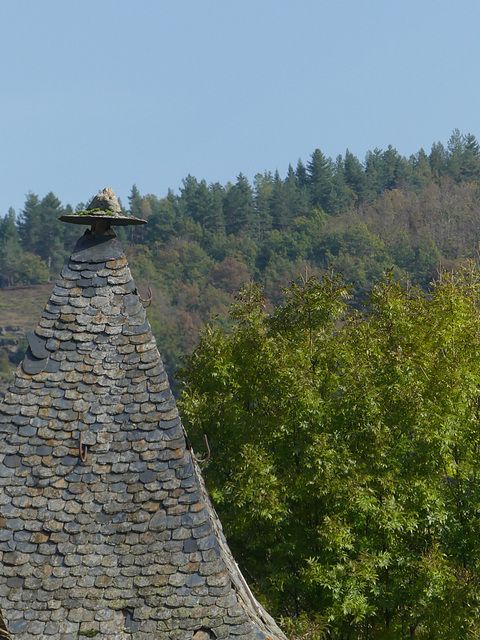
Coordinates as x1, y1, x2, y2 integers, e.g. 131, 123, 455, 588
86, 186, 122, 214
25, 331, 49, 360
70, 233, 125, 264
21, 349, 48, 375
0, 231, 287, 640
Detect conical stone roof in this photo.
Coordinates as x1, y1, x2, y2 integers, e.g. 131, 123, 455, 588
0, 227, 287, 640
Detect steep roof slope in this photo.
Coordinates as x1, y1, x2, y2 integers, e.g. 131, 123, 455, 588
0, 230, 287, 640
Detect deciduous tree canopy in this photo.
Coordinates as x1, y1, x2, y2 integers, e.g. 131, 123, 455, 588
179, 265, 480, 639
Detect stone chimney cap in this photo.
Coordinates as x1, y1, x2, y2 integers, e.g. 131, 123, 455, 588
87, 187, 122, 213
59, 187, 147, 227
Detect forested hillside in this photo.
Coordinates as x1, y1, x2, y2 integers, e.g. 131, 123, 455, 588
2, 129, 480, 386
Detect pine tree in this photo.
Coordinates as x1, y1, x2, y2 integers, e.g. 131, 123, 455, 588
447, 128, 464, 180
270, 169, 288, 230
411, 148, 432, 189
344, 149, 367, 204
223, 173, 254, 236
128, 184, 143, 218
461, 133, 480, 182
18, 192, 67, 275
208, 182, 227, 235
180, 175, 225, 234
306, 149, 334, 211
331, 154, 351, 214
0, 208, 21, 286
364, 148, 385, 201
253, 171, 274, 240
295, 159, 308, 188
285, 163, 309, 220
430, 141, 448, 180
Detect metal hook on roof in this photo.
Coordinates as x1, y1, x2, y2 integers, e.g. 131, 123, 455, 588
79, 432, 88, 463
194, 434, 211, 464
139, 286, 152, 308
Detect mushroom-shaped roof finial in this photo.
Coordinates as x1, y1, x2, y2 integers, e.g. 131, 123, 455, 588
59, 187, 147, 231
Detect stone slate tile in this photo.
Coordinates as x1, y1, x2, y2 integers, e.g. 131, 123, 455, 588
22, 349, 48, 375
26, 331, 50, 359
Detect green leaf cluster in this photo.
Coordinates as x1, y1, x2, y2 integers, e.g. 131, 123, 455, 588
179, 263, 480, 639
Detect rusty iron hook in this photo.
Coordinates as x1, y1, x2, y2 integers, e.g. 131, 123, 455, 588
79, 432, 88, 462
139, 286, 153, 308
194, 434, 211, 463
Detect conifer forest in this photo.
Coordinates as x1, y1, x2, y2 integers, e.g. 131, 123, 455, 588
4, 130, 480, 637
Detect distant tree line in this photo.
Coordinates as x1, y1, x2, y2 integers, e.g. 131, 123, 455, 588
2, 129, 480, 378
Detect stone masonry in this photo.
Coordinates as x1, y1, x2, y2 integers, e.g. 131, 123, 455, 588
0, 228, 287, 640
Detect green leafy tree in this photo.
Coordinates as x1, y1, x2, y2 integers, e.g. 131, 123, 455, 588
442, 128, 480, 183
391, 230, 416, 272
18, 191, 73, 275
413, 234, 441, 285
0, 208, 21, 286
179, 264, 480, 638
270, 165, 310, 230
128, 184, 143, 218
315, 221, 390, 296
284, 164, 310, 219
17, 252, 50, 284
446, 128, 465, 181
208, 182, 227, 235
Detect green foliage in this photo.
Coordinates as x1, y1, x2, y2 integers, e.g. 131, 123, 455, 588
179, 264, 480, 638
0, 208, 21, 286
316, 221, 390, 296
446, 129, 480, 183
18, 192, 76, 274
0, 350, 11, 377
17, 252, 50, 284
224, 173, 254, 236
180, 175, 225, 234
143, 194, 180, 245
307, 149, 334, 211
344, 149, 367, 204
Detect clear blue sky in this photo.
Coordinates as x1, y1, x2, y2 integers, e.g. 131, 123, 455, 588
1, 0, 479, 215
